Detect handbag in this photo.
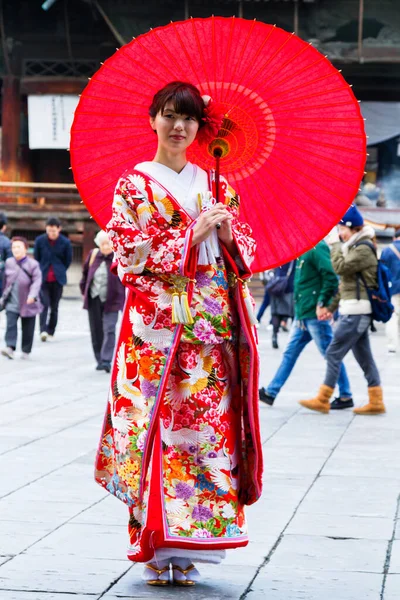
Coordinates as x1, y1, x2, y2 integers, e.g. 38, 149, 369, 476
0, 287, 11, 311
265, 261, 294, 297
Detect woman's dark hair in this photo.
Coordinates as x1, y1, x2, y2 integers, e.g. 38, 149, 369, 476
350, 225, 363, 233
149, 81, 205, 128
11, 236, 29, 249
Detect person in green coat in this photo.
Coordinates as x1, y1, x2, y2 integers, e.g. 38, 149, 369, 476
259, 239, 353, 408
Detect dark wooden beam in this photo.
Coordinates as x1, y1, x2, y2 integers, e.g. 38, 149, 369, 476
20, 77, 87, 95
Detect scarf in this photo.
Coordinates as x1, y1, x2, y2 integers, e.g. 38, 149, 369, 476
342, 225, 376, 256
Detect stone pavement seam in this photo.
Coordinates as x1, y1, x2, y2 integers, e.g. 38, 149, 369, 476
381, 493, 400, 599
0, 391, 94, 429
0, 589, 99, 597
96, 564, 134, 599
0, 495, 108, 565
0, 407, 103, 459
239, 410, 358, 599
0, 382, 58, 407
261, 405, 302, 446
0, 442, 101, 501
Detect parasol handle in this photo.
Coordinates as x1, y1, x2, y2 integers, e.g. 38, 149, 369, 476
213, 146, 223, 229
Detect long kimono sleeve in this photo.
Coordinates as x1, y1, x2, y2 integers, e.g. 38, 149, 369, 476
231, 220, 256, 276
107, 174, 195, 285
223, 180, 257, 276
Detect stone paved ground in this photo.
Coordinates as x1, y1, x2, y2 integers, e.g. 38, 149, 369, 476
0, 290, 399, 600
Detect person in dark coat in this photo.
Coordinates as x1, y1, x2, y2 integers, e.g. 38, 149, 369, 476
0, 237, 42, 359
80, 230, 126, 372
0, 212, 12, 296
380, 228, 400, 353
256, 270, 273, 325
34, 217, 72, 341
269, 261, 295, 349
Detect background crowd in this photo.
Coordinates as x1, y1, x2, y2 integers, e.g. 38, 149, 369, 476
260, 204, 400, 415
0, 212, 124, 366
1, 206, 399, 409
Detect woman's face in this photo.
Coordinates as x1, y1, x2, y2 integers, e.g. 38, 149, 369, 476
150, 101, 200, 154
338, 225, 353, 242
99, 239, 113, 255
12, 241, 27, 260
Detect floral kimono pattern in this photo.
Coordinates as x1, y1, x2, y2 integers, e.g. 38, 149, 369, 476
95, 168, 262, 562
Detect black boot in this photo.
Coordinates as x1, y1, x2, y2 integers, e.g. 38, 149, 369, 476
272, 332, 278, 349
259, 387, 275, 406
96, 361, 111, 373
330, 397, 354, 410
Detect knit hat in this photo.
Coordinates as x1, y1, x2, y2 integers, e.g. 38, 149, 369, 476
94, 230, 109, 247
339, 204, 364, 228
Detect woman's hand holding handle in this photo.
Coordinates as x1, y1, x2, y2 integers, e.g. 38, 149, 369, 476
191, 203, 232, 247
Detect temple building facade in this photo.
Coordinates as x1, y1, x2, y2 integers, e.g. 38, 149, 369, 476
0, 0, 399, 258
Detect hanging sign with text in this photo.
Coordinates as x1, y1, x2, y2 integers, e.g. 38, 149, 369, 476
28, 95, 79, 149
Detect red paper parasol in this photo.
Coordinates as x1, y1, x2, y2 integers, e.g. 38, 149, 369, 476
70, 17, 366, 271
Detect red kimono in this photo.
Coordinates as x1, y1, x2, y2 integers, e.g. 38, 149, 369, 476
95, 165, 263, 562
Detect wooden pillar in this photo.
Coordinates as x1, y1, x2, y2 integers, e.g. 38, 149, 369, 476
82, 218, 98, 263
358, 0, 364, 63
293, 0, 299, 36
1, 75, 21, 182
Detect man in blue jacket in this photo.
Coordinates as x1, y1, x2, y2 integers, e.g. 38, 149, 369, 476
0, 212, 12, 296
381, 228, 400, 353
34, 217, 72, 341
259, 240, 353, 409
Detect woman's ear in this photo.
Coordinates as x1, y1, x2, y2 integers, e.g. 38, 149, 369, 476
149, 116, 157, 134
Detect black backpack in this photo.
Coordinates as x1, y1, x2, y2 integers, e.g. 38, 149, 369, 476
355, 241, 394, 324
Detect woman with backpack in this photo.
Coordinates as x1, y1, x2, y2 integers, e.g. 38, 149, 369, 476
299, 204, 386, 415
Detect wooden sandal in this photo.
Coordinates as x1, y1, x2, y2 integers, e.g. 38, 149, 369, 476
144, 563, 170, 586
172, 563, 197, 586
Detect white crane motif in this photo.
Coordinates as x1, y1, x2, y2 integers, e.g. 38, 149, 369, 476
115, 342, 146, 411
161, 415, 210, 447
129, 308, 173, 349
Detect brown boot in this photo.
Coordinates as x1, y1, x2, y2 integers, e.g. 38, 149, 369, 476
299, 385, 334, 414
353, 386, 386, 415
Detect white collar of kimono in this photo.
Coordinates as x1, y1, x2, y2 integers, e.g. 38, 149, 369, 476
134, 161, 205, 217
134, 161, 220, 264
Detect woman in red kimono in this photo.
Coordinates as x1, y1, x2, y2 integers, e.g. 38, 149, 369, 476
95, 81, 263, 586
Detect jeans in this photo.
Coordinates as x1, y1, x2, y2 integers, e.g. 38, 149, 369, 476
266, 318, 352, 399
40, 281, 63, 335
5, 311, 36, 353
324, 314, 380, 389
